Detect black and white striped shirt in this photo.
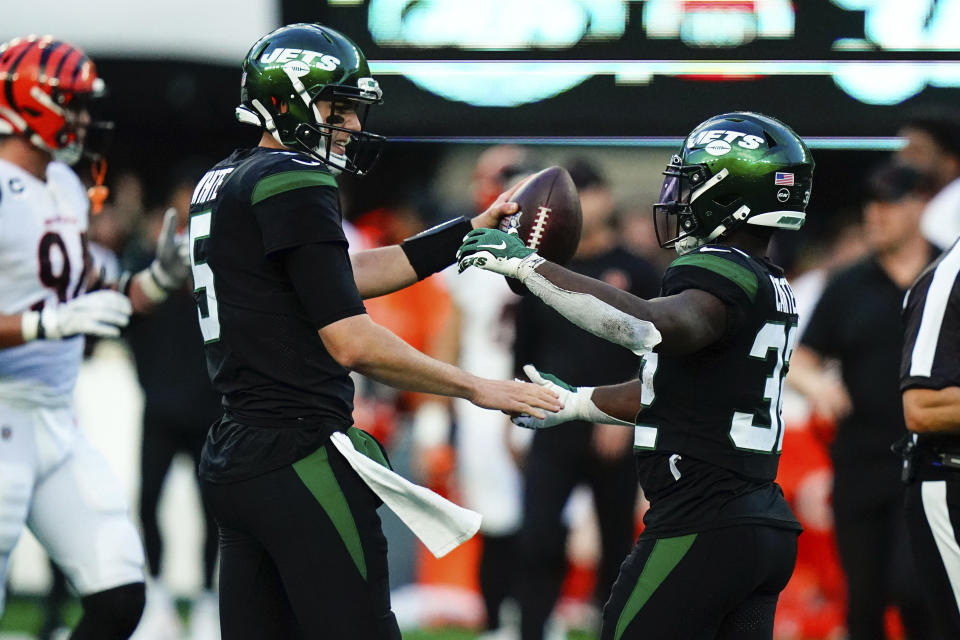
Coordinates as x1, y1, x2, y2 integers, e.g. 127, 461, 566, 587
901, 238, 960, 449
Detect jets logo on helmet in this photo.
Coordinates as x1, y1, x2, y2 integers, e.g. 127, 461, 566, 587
236, 23, 385, 177
654, 111, 814, 255
0, 35, 109, 165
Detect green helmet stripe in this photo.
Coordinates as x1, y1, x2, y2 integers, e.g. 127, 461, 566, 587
251, 170, 338, 205
671, 253, 758, 301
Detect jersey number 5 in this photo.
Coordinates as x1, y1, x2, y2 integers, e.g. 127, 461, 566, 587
189, 211, 220, 342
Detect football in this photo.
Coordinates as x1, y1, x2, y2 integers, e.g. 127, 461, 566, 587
499, 165, 582, 294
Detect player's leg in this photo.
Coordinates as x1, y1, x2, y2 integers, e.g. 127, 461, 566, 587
184, 424, 220, 592
0, 402, 38, 615
905, 478, 960, 637
478, 531, 518, 630
27, 422, 145, 639
518, 425, 589, 640
831, 497, 888, 640
204, 442, 401, 639
137, 409, 177, 581
202, 477, 301, 640
588, 448, 639, 609
600, 524, 797, 640
455, 405, 522, 631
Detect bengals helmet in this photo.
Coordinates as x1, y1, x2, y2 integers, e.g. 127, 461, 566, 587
0, 35, 107, 165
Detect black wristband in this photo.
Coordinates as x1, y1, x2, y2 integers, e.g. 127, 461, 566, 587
400, 216, 473, 280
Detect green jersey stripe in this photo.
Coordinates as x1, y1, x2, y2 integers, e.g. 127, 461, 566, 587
614, 533, 697, 640
292, 447, 367, 580
671, 253, 758, 301
251, 170, 338, 205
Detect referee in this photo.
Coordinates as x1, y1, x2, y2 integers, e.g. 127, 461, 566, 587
900, 234, 960, 637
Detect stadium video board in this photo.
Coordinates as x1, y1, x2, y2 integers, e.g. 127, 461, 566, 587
312, 0, 960, 143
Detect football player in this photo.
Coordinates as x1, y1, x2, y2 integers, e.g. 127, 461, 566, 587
0, 35, 189, 639
189, 23, 559, 640
459, 112, 812, 639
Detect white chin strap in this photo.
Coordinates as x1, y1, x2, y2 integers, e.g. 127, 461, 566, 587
675, 203, 751, 255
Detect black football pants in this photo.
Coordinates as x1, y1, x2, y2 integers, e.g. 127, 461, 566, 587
601, 524, 798, 640
202, 443, 401, 640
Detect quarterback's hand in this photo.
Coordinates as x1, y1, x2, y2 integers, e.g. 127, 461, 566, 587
511, 364, 585, 429
469, 173, 532, 230
457, 228, 543, 280
149, 208, 191, 290
23, 290, 133, 341
468, 375, 562, 420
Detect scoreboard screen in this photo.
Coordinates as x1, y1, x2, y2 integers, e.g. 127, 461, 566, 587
306, 0, 960, 142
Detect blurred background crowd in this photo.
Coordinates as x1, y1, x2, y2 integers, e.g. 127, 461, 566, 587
4, 1, 960, 639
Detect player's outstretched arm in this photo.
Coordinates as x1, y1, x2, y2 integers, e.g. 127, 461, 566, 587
319, 313, 561, 418
458, 230, 725, 356
350, 184, 527, 299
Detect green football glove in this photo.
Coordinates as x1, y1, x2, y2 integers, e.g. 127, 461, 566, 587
457, 228, 543, 280
512, 364, 634, 429
511, 365, 589, 429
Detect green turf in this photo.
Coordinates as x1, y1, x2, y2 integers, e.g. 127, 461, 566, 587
0, 595, 598, 639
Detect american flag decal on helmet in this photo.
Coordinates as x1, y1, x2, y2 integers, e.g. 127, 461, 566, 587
774, 172, 794, 186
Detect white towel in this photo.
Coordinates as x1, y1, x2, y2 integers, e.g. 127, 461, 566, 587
329, 431, 482, 558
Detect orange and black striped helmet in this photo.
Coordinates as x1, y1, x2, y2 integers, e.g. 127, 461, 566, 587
0, 35, 105, 164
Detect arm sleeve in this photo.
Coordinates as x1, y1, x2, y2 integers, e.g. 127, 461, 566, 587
252, 172, 345, 255
282, 242, 366, 329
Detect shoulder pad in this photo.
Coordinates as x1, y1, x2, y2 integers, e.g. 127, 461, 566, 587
669, 245, 758, 301
250, 151, 338, 206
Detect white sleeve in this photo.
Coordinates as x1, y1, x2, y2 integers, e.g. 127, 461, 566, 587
522, 269, 662, 356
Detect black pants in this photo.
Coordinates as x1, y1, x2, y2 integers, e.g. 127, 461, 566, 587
518, 423, 638, 640
139, 409, 218, 589
601, 524, 797, 640
202, 443, 401, 640
833, 468, 937, 640
904, 476, 960, 638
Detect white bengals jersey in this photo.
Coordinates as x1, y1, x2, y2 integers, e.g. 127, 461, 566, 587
0, 158, 90, 406
443, 265, 524, 534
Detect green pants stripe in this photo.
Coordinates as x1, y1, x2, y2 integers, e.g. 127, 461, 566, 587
614, 533, 697, 640
292, 446, 367, 580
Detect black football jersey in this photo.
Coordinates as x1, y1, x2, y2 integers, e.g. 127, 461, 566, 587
634, 245, 801, 536
188, 147, 363, 430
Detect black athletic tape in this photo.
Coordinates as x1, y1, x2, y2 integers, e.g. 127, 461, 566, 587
400, 216, 473, 280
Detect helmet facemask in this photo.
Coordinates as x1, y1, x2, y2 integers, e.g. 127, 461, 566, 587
654, 155, 742, 254
47, 81, 111, 165
289, 90, 384, 176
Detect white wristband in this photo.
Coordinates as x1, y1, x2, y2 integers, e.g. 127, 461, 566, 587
575, 386, 634, 426
515, 253, 545, 283
21, 311, 40, 342
134, 268, 170, 304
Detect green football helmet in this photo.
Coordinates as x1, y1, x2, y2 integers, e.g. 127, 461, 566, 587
236, 23, 385, 176
654, 111, 814, 254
